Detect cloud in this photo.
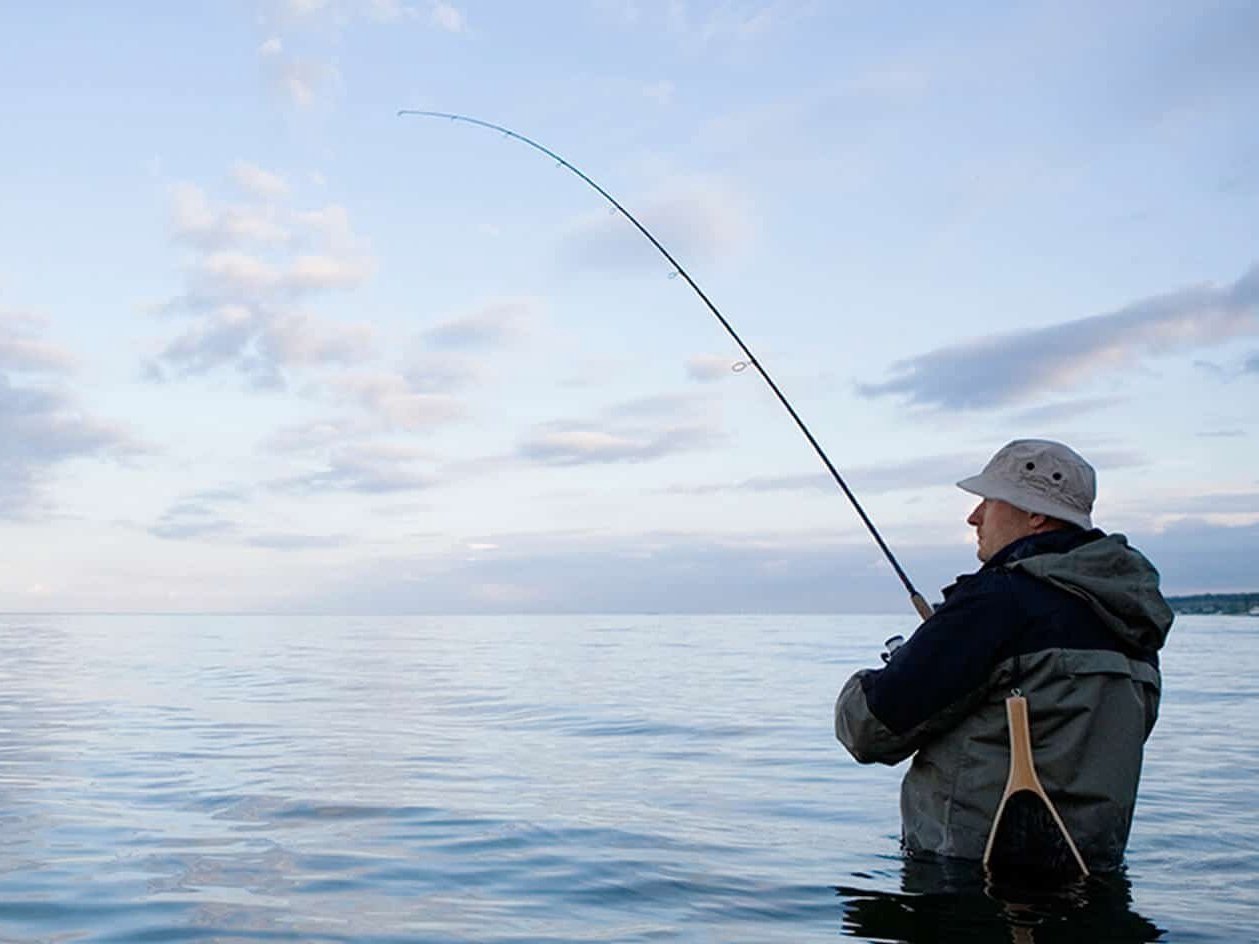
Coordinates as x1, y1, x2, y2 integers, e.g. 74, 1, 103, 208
517, 391, 723, 466
277, 0, 333, 16
595, 1, 809, 50
291, 205, 357, 249
0, 359, 141, 518
150, 516, 238, 541
0, 313, 78, 373
430, 1, 465, 31
272, 0, 437, 23
558, 354, 630, 389
273, 442, 436, 494
189, 251, 281, 299
301, 529, 966, 614
1159, 492, 1259, 516
1192, 357, 1226, 378
518, 426, 720, 465
859, 261, 1259, 409
170, 183, 363, 260
402, 353, 481, 393
247, 532, 346, 549
153, 305, 257, 377
261, 311, 374, 365
175, 250, 371, 304
1068, 447, 1150, 472
421, 297, 540, 350
262, 368, 467, 458
258, 0, 463, 107
170, 184, 290, 250
1005, 397, 1125, 425
152, 304, 372, 389
231, 161, 290, 200
187, 487, 252, 504
328, 371, 465, 429
1138, 519, 1259, 594
681, 1, 794, 46
666, 473, 831, 496
263, 55, 339, 108
285, 254, 373, 293
263, 416, 373, 453
150, 503, 238, 541
518, 419, 721, 466
752, 469, 901, 494
1245, 351, 1259, 373
149, 489, 252, 541
154, 170, 376, 388
685, 353, 740, 382
667, 453, 979, 498
604, 393, 707, 419
559, 180, 753, 271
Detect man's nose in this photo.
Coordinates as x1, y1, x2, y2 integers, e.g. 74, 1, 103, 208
966, 502, 984, 526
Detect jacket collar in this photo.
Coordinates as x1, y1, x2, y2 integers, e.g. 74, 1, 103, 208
985, 527, 1105, 570
941, 527, 1107, 600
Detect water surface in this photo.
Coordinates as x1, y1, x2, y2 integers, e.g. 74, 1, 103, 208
0, 613, 1253, 941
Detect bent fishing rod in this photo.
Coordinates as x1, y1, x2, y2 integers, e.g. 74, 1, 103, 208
398, 110, 934, 622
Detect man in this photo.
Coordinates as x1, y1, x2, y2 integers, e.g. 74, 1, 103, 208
834, 440, 1173, 872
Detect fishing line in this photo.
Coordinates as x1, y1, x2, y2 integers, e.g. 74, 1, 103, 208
398, 109, 934, 621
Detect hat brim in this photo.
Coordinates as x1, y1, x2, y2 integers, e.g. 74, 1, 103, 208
957, 473, 1093, 530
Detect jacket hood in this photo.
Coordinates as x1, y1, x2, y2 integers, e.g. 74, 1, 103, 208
1004, 531, 1174, 654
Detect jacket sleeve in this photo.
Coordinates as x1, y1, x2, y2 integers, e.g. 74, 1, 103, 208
834, 570, 1022, 765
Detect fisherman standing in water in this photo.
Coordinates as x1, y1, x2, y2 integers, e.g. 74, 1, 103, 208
834, 440, 1173, 872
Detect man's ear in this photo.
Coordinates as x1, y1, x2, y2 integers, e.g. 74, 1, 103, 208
1027, 512, 1051, 532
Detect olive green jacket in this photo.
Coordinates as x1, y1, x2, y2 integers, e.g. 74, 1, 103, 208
834, 530, 1173, 871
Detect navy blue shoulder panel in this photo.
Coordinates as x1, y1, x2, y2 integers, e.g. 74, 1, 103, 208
862, 568, 1022, 734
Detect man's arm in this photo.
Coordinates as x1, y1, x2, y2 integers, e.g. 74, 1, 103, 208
834, 570, 1021, 765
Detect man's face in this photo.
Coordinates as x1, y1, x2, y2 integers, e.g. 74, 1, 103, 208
966, 498, 1037, 562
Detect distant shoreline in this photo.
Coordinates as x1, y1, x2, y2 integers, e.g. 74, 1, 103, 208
1167, 592, 1259, 616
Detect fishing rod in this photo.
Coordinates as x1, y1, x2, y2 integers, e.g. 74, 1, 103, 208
398, 110, 934, 622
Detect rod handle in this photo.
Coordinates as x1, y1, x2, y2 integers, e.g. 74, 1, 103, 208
910, 592, 934, 622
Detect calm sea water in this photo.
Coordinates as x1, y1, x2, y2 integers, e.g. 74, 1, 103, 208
0, 612, 1254, 942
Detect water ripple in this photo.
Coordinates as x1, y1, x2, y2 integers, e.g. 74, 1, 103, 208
0, 613, 1251, 941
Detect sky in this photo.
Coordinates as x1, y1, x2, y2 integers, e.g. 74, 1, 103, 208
0, 0, 1256, 614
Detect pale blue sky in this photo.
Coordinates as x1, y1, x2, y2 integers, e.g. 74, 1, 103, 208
1, 1, 1255, 613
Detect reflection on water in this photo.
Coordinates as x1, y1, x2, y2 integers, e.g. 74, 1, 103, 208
837, 857, 1164, 943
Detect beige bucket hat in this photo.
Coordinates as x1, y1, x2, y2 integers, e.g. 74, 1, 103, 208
957, 439, 1096, 530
